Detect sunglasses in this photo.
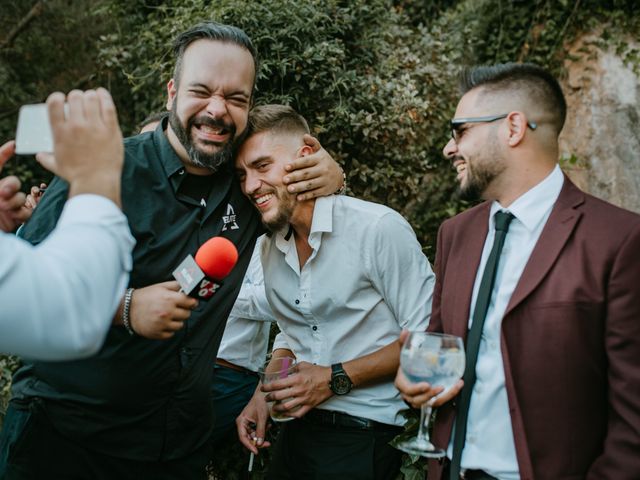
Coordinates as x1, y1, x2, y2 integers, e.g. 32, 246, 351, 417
450, 113, 537, 143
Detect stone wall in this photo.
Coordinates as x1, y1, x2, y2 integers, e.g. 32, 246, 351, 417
560, 34, 640, 213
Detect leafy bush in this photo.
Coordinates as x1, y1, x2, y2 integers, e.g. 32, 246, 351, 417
96, 0, 462, 249
0, 0, 115, 186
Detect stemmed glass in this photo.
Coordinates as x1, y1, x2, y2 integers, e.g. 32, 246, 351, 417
396, 332, 465, 457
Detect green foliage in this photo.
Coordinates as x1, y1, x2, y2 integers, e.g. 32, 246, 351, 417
433, 0, 640, 74
0, 0, 117, 185
0, 355, 21, 427
390, 409, 427, 480
560, 152, 590, 169
393, 0, 458, 26
95, 0, 462, 247
588, 4, 640, 75
206, 424, 280, 479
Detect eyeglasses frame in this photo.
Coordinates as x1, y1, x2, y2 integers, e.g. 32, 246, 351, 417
450, 113, 537, 142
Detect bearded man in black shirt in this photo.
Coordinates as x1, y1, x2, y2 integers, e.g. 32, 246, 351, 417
0, 22, 343, 479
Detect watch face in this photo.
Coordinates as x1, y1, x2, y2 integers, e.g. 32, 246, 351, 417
332, 374, 352, 395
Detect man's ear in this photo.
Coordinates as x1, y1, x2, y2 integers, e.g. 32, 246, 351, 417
506, 111, 527, 147
166, 79, 177, 111
298, 145, 313, 157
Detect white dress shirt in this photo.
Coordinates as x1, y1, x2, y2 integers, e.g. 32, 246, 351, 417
218, 235, 275, 372
0, 195, 134, 361
263, 195, 435, 426
449, 165, 564, 479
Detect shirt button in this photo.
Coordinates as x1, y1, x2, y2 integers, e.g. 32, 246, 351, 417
295, 299, 300, 305
312, 326, 318, 331
178, 168, 185, 175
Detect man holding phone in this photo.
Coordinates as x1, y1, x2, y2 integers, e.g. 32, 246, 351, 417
0, 88, 134, 361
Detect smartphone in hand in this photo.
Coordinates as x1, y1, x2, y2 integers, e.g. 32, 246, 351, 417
15, 103, 53, 155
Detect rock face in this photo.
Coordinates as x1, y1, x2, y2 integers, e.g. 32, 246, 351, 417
560, 34, 640, 214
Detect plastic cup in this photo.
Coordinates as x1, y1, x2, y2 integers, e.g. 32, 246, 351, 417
259, 356, 297, 422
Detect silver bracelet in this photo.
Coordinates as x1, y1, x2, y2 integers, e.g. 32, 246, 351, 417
122, 288, 136, 336
335, 169, 347, 195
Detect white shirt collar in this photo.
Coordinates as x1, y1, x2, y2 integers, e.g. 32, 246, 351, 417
274, 196, 335, 252
491, 164, 564, 232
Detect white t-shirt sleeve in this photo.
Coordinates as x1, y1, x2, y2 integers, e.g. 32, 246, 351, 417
228, 235, 275, 322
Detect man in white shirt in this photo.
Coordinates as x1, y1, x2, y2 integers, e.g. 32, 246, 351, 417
0, 88, 134, 361
211, 235, 276, 445
235, 104, 435, 479
396, 63, 640, 480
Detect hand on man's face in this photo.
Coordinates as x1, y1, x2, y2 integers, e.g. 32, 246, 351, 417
283, 134, 344, 201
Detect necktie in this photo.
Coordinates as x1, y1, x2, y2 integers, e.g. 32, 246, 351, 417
449, 210, 515, 480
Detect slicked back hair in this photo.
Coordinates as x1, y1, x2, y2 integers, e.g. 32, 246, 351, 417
460, 63, 567, 136
247, 104, 310, 139
172, 22, 258, 91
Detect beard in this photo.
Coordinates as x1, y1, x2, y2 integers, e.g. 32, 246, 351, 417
260, 187, 297, 232
456, 134, 505, 202
458, 162, 485, 202
169, 97, 243, 173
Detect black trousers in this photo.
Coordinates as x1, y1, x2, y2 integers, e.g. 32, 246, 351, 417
0, 399, 211, 480
266, 415, 403, 480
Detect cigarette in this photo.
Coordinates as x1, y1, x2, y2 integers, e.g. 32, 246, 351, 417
248, 452, 255, 472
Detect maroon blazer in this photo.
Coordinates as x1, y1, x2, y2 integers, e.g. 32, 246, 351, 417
427, 177, 640, 480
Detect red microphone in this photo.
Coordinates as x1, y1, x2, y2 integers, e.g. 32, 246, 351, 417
195, 237, 239, 280
173, 237, 239, 300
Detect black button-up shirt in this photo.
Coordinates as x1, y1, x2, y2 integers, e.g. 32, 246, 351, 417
12, 121, 262, 461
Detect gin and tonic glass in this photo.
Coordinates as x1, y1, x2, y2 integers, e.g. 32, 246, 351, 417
396, 332, 465, 457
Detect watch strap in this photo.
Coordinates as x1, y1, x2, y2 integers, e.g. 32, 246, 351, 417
331, 363, 346, 376
330, 362, 353, 395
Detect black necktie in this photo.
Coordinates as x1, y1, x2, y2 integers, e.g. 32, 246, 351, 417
449, 210, 515, 480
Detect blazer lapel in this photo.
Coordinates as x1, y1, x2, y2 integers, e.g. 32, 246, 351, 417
448, 203, 491, 338
504, 176, 584, 318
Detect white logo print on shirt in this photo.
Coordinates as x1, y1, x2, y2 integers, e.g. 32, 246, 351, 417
222, 203, 240, 231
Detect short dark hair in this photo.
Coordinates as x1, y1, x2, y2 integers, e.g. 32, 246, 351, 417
459, 63, 567, 135
172, 22, 258, 90
247, 104, 310, 138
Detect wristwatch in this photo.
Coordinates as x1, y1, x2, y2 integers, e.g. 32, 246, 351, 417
329, 363, 353, 395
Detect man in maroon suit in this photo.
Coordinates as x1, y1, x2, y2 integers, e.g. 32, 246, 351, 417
396, 63, 640, 480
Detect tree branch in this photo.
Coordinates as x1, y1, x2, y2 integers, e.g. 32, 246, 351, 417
0, 72, 96, 121
0, 107, 20, 121
0, 1, 45, 51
